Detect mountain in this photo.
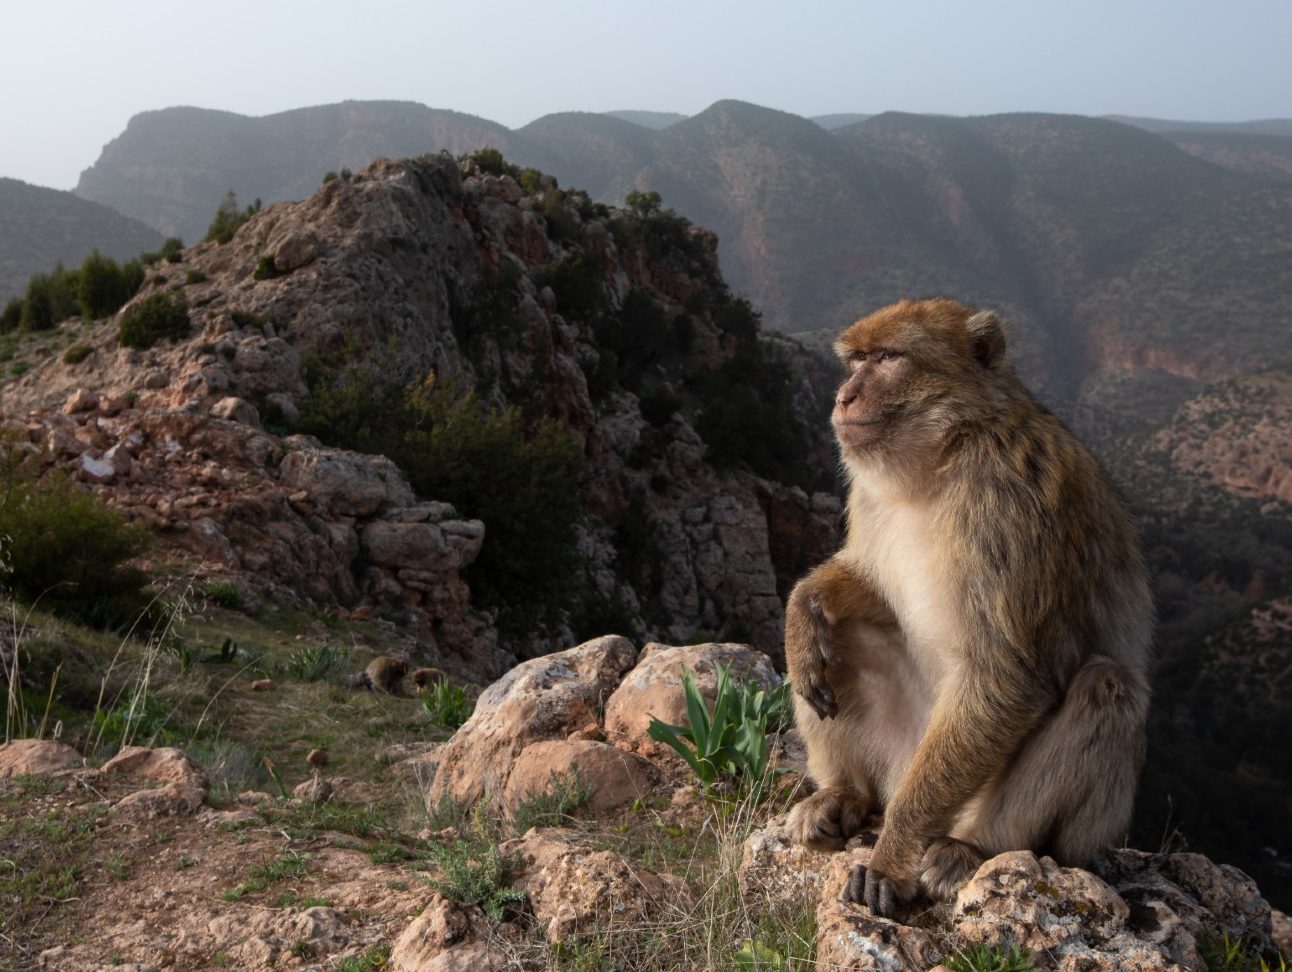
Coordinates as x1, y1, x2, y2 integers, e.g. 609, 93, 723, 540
604, 109, 687, 129
74, 101, 535, 241
1109, 115, 1292, 137
811, 112, 871, 129
0, 177, 163, 301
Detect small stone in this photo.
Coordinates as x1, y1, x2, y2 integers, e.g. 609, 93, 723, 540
250, 678, 274, 692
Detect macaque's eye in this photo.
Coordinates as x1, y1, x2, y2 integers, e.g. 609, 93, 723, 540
874, 348, 903, 363
847, 349, 869, 366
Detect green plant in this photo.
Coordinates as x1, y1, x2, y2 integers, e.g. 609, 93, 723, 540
9, 361, 29, 377
647, 664, 789, 799
280, 643, 349, 681
117, 290, 190, 349
62, 344, 92, 365
204, 581, 242, 610
946, 943, 1039, 972
222, 850, 311, 900
0, 444, 154, 630
90, 686, 172, 749
77, 250, 134, 320
205, 191, 261, 244
426, 839, 525, 920
185, 269, 208, 285
421, 677, 473, 729
511, 769, 590, 832
1199, 932, 1288, 972
253, 255, 281, 281
337, 944, 391, 971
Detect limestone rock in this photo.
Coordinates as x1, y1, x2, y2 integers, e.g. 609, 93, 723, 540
99, 745, 210, 791
277, 445, 415, 517
502, 739, 658, 818
388, 895, 508, 972
0, 739, 84, 777
507, 831, 685, 944
427, 635, 637, 808
603, 641, 780, 754
210, 396, 261, 426
112, 783, 207, 819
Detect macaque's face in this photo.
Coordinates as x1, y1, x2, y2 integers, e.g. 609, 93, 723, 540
831, 299, 1003, 457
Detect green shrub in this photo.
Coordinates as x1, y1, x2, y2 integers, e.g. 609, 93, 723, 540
647, 664, 789, 800
77, 250, 133, 320
205, 191, 261, 244
280, 643, 349, 682
299, 367, 584, 632
204, 581, 242, 609
20, 273, 54, 331
421, 678, 473, 729
466, 147, 520, 179
160, 237, 184, 263
0, 445, 154, 630
426, 839, 525, 920
118, 291, 190, 349
9, 361, 29, 377
511, 769, 590, 832
1, 297, 22, 334
946, 944, 1039, 972
62, 344, 92, 365
185, 269, 208, 285
253, 255, 282, 281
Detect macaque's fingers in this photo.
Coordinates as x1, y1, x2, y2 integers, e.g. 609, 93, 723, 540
805, 595, 837, 664
795, 667, 837, 719
864, 868, 898, 918
842, 864, 867, 905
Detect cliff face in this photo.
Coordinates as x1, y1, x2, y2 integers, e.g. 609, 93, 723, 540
2, 154, 839, 676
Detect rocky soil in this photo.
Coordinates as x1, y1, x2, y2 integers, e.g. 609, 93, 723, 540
2, 637, 1286, 971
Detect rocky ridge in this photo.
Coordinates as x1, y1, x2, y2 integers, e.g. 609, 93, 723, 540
1, 152, 839, 678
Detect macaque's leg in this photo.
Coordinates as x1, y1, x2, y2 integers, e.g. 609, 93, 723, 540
924, 655, 1150, 898
789, 615, 928, 853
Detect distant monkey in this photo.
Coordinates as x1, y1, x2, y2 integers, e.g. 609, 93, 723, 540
357, 655, 409, 695
785, 298, 1151, 916
409, 667, 447, 691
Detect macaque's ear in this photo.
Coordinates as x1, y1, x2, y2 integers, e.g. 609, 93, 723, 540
966, 310, 1006, 368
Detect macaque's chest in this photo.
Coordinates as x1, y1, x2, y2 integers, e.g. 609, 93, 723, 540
845, 494, 965, 681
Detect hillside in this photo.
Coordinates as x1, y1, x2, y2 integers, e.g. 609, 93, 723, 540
0, 177, 162, 301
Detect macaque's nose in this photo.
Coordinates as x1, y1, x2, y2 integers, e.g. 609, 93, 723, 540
836, 388, 858, 407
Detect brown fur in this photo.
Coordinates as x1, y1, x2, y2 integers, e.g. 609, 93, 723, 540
362, 655, 409, 695
785, 298, 1152, 915
409, 667, 446, 691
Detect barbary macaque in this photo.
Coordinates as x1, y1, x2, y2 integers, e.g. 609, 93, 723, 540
785, 298, 1151, 916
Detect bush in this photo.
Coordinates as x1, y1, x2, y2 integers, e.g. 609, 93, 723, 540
77, 250, 132, 320
62, 344, 92, 365
160, 237, 184, 263
421, 678, 473, 729
118, 291, 190, 349
185, 269, 208, 285
466, 147, 520, 179
299, 367, 584, 631
511, 769, 590, 832
205, 191, 261, 244
0, 444, 154, 630
253, 255, 281, 281
20, 273, 54, 331
1, 298, 21, 334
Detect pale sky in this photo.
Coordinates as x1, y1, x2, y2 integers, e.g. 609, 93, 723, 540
3, 0, 1291, 190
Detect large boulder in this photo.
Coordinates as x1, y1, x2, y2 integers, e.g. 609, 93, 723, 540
427, 635, 638, 808
0, 739, 84, 777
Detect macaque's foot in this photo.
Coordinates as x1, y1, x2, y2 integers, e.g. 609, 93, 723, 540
918, 837, 985, 901
792, 594, 838, 718
842, 862, 917, 918
787, 785, 869, 851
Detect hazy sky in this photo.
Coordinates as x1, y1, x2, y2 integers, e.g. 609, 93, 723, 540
4, 0, 1290, 190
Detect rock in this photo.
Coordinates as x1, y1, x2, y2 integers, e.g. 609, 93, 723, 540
99, 746, 210, 791
210, 396, 261, 427
250, 678, 273, 691
428, 635, 637, 809
80, 451, 115, 481
64, 388, 98, 413
603, 641, 780, 754
293, 776, 334, 805
388, 895, 508, 972
1272, 908, 1292, 959
0, 739, 84, 777
507, 831, 684, 944
273, 231, 318, 272
278, 446, 415, 517
502, 739, 658, 818
360, 518, 484, 574
955, 851, 1193, 970
112, 782, 207, 819
738, 814, 835, 908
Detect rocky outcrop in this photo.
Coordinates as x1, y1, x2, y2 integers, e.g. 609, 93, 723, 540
2, 152, 840, 675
